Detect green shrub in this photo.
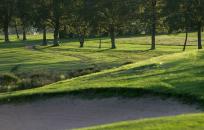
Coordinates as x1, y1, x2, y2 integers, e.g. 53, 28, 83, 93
17, 70, 62, 89
0, 73, 20, 91
0, 67, 102, 92
68, 67, 101, 78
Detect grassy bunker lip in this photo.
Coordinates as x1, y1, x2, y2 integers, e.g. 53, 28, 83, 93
0, 87, 203, 110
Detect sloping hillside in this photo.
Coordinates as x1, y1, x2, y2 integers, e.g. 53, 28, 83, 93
0, 50, 203, 104
78, 114, 204, 130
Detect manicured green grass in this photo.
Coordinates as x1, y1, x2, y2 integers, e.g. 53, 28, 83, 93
77, 114, 204, 130
0, 34, 196, 72
0, 33, 200, 74
1, 33, 199, 92
0, 32, 203, 101
0, 49, 203, 102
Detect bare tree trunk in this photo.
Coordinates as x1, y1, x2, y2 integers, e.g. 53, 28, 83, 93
183, 29, 188, 51
23, 25, 27, 41
99, 26, 102, 49
53, 19, 60, 46
79, 34, 85, 48
59, 25, 67, 39
42, 26, 47, 46
110, 24, 116, 49
151, 0, 156, 50
198, 22, 202, 49
3, 22, 9, 43
14, 21, 19, 39
99, 37, 102, 49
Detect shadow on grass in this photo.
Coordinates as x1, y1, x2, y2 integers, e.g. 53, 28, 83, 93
0, 40, 43, 49
38, 46, 153, 54
0, 38, 72, 49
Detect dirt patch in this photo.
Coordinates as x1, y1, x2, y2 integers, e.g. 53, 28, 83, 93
25, 45, 36, 51
0, 96, 201, 130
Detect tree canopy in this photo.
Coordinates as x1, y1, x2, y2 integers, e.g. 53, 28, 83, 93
0, 0, 203, 49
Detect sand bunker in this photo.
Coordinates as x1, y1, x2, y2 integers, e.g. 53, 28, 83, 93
0, 96, 201, 130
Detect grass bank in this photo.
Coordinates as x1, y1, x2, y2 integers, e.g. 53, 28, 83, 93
77, 114, 204, 130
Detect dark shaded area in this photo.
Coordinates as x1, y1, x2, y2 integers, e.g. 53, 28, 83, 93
0, 66, 102, 93
0, 87, 203, 110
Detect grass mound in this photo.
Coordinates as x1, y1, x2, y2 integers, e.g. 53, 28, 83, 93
0, 50, 203, 104
77, 114, 204, 130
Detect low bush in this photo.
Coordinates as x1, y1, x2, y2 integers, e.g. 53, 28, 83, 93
0, 67, 102, 92
68, 67, 101, 78
17, 70, 62, 89
0, 73, 20, 91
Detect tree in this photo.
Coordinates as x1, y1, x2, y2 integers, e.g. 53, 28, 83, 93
0, 0, 15, 42
16, 0, 33, 41
151, 0, 157, 50
93, 0, 133, 49
164, 0, 204, 50
163, 0, 193, 51
71, 0, 93, 48
141, 0, 164, 50
13, 18, 20, 39
87, 1, 108, 48
33, 0, 51, 46
190, 0, 204, 49
137, 0, 161, 50
49, 0, 67, 46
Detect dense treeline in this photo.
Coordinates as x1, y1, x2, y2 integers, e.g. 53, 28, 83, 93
0, 0, 203, 49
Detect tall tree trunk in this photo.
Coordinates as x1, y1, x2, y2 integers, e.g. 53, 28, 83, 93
99, 26, 102, 49
62, 25, 67, 38
53, 19, 60, 46
64, 25, 67, 33
42, 26, 47, 46
59, 25, 67, 39
3, 22, 9, 43
14, 21, 19, 39
23, 25, 27, 41
79, 34, 85, 48
198, 22, 202, 49
99, 37, 102, 49
183, 29, 188, 51
110, 24, 116, 49
151, 0, 156, 50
